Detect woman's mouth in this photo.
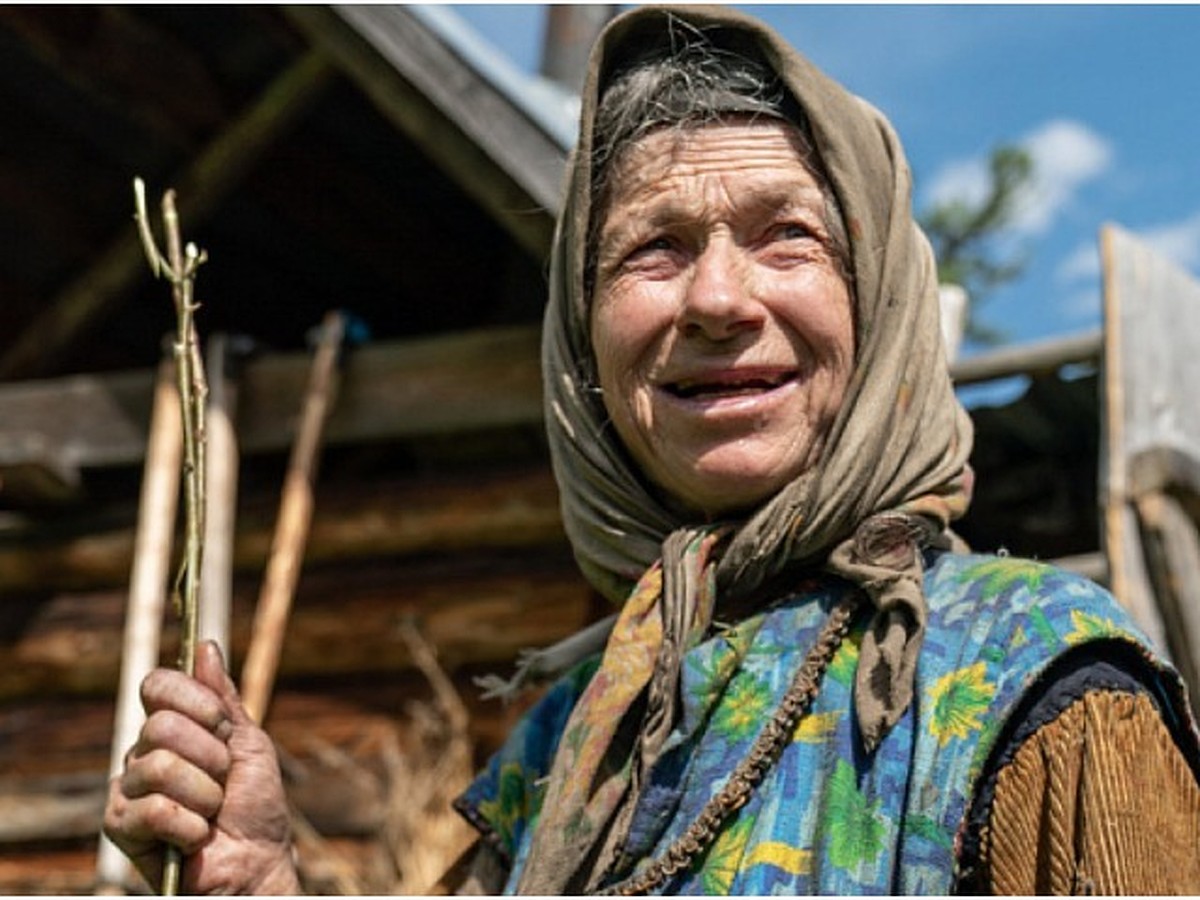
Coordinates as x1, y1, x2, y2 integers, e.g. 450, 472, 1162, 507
664, 369, 797, 401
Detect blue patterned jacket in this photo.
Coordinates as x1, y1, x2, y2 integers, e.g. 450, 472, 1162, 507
457, 553, 1195, 894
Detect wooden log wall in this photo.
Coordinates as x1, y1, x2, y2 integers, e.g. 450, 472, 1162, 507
1, 582, 601, 893
0, 449, 605, 893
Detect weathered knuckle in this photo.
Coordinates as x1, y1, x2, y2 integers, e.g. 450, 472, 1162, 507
194, 785, 225, 820
210, 745, 233, 782
140, 710, 174, 747
143, 793, 207, 849
148, 708, 202, 751
139, 747, 181, 787
139, 668, 173, 706
101, 790, 127, 840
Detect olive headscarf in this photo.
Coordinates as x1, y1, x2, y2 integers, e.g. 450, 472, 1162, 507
526, 5, 974, 892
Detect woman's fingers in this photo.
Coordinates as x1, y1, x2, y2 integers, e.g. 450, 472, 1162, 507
137, 708, 232, 781
140, 665, 230, 737
107, 649, 236, 870
105, 642, 300, 893
102, 769, 213, 882
122, 745, 226, 819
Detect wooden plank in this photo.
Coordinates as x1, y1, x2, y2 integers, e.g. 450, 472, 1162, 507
283, 5, 563, 258
0, 844, 98, 895
1100, 223, 1200, 650
0, 465, 564, 593
0, 765, 379, 845
0, 775, 106, 843
0, 324, 544, 497
0, 554, 594, 702
1100, 227, 1151, 640
1050, 551, 1108, 585
1103, 224, 1200, 458
1130, 445, 1200, 523
0, 318, 1112, 499
949, 327, 1101, 386
0, 669, 531, 784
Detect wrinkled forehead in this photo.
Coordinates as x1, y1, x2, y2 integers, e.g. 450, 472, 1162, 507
597, 116, 821, 224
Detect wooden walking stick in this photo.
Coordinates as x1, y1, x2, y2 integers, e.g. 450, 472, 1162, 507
96, 351, 183, 895
133, 177, 209, 896
240, 310, 347, 724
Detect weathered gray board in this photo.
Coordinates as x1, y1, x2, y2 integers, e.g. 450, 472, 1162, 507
1101, 223, 1200, 696
0, 325, 544, 505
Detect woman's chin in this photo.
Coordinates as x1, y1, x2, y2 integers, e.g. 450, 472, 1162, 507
660, 454, 806, 520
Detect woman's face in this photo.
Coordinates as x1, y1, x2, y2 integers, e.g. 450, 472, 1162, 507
591, 120, 855, 518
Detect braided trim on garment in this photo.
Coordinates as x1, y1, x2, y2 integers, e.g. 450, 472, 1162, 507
597, 592, 862, 896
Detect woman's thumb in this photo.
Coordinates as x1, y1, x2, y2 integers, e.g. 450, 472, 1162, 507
193, 640, 254, 726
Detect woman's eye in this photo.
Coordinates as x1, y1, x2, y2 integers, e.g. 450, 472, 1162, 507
633, 236, 675, 256
759, 221, 830, 268
620, 236, 679, 271
772, 222, 813, 242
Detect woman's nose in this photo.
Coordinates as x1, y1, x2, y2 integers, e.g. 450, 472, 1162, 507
679, 239, 762, 341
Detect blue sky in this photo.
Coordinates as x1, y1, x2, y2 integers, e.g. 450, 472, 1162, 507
450, 4, 1200, 356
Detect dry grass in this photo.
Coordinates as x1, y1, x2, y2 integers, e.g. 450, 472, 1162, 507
291, 619, 477, 895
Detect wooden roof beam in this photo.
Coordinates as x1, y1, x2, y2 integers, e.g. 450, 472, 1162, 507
0, 49, 335, 381
0, 325, 544, 501
282, 5, 564, 260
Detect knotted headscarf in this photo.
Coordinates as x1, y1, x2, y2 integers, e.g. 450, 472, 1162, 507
522, 5, 975, 892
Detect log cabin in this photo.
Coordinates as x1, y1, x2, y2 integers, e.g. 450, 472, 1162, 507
1, 6, 1196, 894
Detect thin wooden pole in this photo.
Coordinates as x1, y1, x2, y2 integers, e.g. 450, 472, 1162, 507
240, 312, 346, 724
1099, 224, 1168, 649
95, 354, 182, 895
198, 335, 243, 655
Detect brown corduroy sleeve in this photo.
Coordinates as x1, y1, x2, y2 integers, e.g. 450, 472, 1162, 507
977, 689, 1200, 894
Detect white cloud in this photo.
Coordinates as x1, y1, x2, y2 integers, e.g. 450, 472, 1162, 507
1139, 211, 1200, 273
924, 119, 1114, 237
1013, 120, 1113, 234
925, 158, 991, 210
1055, 240, 1101, 285
1055, 210, 1200, 288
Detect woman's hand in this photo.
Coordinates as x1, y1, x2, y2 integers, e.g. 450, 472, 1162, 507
103, 641, 301, 894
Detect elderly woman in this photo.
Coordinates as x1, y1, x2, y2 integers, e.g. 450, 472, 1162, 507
104, 5, 1200, 895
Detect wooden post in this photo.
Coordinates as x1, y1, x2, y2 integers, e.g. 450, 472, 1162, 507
95, 355, 182, 894
1100, 226, 1167, 648
198, 335, 243, 655
1100, 223, 1200, 666
240, 312, 346, 723
1136, 490, 1200, 719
